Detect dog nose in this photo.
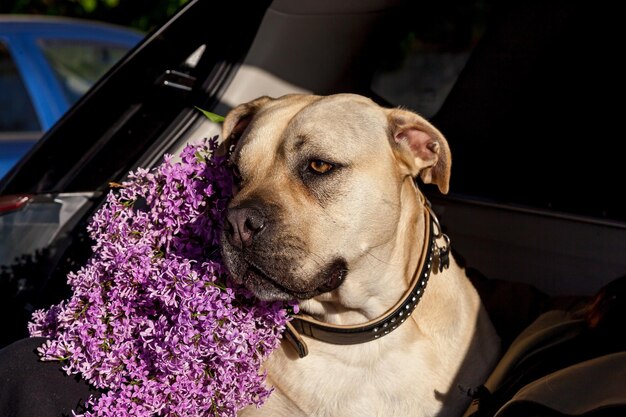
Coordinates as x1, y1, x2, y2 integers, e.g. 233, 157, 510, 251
225, 206, 266, 248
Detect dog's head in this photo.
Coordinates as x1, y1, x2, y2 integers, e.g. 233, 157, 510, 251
220, 93, 451, 302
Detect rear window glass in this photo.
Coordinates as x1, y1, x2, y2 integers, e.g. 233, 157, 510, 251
0, 42, 41, 132
371, 2, 487, 119
38, 39, 132, 104
370, 1, 626, 223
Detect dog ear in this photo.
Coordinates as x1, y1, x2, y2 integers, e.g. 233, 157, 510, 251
217, 96, 273, 155
386, 108, 451, 194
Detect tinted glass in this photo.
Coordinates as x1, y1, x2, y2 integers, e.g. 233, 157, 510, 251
371, 1, 626, 223
371, 1, 486, 119
0, 42, 41, 132
39, 39, 132, 104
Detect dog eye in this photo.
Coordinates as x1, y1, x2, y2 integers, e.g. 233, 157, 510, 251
308, 160, 334, 174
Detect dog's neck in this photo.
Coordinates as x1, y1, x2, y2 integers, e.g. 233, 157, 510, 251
288, 180, 450, 356
302, 178, 428, 318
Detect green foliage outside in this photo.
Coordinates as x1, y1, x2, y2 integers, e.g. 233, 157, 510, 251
0, 0, 190, 32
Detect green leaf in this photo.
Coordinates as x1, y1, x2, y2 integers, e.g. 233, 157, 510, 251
195, 106, 225, 123
194, 150, 206, 163
79, 0, 98, 12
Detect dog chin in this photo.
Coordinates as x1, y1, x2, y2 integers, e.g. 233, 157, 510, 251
240, 268, 299, 301
232, 258, 349, 302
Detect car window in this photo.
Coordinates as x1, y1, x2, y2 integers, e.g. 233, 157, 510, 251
369, 0, 626, 223
370, 2, 487, 119
38, 39, 133, 105
0, 42, 41, 132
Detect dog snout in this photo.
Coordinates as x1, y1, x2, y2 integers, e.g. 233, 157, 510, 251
225, 206, 267, 249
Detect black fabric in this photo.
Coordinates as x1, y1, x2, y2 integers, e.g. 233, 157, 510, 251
0, 337, 101, 417
466, 275, 626, 417
454, 249, 581, 351
491, 400, 626, 417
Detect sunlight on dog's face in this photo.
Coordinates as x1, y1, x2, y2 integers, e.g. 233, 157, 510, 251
220, 94, 407, 301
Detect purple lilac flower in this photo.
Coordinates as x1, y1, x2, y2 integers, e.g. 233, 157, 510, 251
28, 136, 294, 417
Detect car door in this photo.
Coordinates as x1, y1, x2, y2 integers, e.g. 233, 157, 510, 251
0, 0, 274, 348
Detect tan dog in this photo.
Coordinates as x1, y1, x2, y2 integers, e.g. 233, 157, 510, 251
219, 93, 500, 417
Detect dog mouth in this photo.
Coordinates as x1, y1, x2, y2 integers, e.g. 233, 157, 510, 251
241, 259, 348, 301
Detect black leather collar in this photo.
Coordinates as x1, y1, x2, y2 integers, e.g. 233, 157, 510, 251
285, 202, 450, 358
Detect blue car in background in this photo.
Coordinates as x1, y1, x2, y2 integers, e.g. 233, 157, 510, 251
0, 15, 143, 179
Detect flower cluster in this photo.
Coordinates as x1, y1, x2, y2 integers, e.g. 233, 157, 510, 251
28, 136, 293, 417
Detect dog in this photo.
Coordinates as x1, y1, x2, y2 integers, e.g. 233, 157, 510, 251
219, 93, 501, 417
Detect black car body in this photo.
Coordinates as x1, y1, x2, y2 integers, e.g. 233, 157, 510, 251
1, 0, 625, 412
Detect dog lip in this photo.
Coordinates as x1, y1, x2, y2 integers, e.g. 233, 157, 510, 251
245, 263, 301, 297
244, 263, 316, 299
243, 259, 348, 300
314, 265, 347, 293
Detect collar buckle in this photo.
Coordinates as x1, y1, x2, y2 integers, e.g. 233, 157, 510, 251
425, 201, 451, 272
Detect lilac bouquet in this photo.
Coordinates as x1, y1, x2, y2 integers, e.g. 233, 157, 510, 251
28, 136, 293, 417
